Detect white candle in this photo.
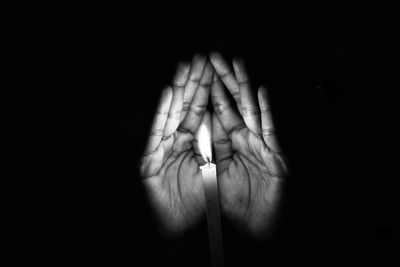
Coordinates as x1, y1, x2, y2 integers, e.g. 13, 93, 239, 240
201, 162, 224, 267
198, 113, 224, 267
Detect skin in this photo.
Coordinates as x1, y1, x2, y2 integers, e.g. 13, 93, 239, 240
140, 53, 288, 237
140, 55, 212, 234
209, 52, 288, 236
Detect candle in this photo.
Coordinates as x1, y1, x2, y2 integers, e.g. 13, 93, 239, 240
198, 114, 224, 267
200, 162, 224, 267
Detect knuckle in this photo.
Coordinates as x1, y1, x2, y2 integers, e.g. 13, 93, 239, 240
219, 70, 233, 78
182, 102, 191, 112
172, 82, 186, 89
242, 106, 260, 117
231, 124, 246, 133
188, 76, 202, 83
238, 80, 249, 85
189, 104, 207, 116
214, 103, 229, 115
199, 80, 212, 88
262, 128, 276, 136
168, 110, 181, 119
213, 138, 230, 145
155, 110, 168, 115
232, 92, 241, 102
259, 106, 271, 112
149, 129, 163, 137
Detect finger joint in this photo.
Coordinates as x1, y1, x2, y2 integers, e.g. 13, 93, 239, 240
189, 104, 207, 116
242, 106, 260, 117
214, 102, 231, 115
263, 128, 276, 136
149, 129, 163, 137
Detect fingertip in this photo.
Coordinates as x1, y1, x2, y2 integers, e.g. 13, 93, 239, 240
232, 57, 244, 69
232, 58, 248, 82
209, 51, 221, 61
209, 51, 225, 69
163, 85, 173, 94
189, 54, 207, 81
173, 62, 191, 86
160, 86, 173, 102
192, 53, 207, 70
193, 53, 207, 62
176, 61, 190, 72
232, 56, 241, 65
258, 85, 268, 98
200, 61, 214, 84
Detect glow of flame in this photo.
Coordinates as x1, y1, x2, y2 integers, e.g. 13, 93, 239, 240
198, 122, 212, 163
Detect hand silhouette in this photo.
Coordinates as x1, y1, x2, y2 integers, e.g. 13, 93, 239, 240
140, 55, 213, 234
209, 52, 288, 236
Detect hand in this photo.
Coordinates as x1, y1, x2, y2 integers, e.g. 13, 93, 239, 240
209, 52, 288, 236
140, 55, 213, 234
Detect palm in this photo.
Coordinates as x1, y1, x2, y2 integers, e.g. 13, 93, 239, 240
218, 128, 286, 233
142, 131, 205, 233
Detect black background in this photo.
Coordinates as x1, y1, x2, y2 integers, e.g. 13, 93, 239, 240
48, 5, 394, 266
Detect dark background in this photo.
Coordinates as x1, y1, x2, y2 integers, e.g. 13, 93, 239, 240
52, 5, 394, 266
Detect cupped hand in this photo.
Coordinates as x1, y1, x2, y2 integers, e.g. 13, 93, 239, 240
209, 52, 288, 236
140, 55, 213, 234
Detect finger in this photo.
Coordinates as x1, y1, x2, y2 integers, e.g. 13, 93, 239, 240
209, 52, 242, 112
179, 61, 213, 134
181, 54, 207, 120
144, 86, 173, 155
258, 86, 281, 153
163, 63, 190, 138
212, 113, 232, 173
233, 58, 262, 136
211, 73, 245, 134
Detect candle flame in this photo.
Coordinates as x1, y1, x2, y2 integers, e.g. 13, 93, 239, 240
198, 116, 212, 163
